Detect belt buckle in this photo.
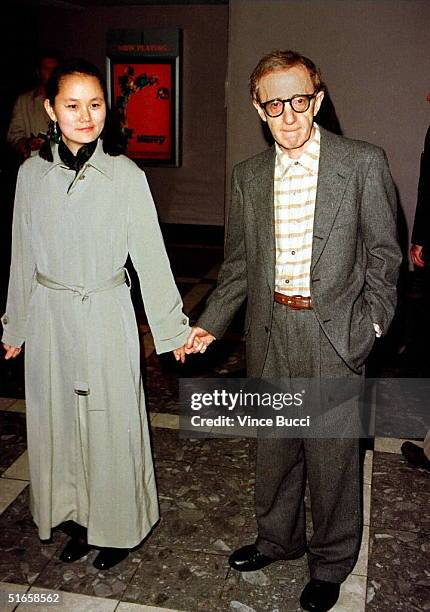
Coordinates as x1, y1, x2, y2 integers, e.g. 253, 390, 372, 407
290, 294, 303, 309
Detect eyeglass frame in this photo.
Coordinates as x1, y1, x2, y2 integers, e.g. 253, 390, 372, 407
258, 92, 318, 117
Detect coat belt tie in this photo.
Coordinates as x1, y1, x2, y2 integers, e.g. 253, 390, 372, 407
36, 268, 128, 396
36, 268, 127, 301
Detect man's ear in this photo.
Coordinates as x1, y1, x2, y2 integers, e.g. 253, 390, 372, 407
253, 98, 267, 123
313, 90, 325, 117
44, 99, 57, 123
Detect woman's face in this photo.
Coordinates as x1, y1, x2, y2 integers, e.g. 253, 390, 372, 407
44, 73, 106, 155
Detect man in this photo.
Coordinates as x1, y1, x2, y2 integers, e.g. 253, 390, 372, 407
187, 50, 401, 611
410, 104, 430, 271
7, 50, 59, 159
402, 108, 430, 473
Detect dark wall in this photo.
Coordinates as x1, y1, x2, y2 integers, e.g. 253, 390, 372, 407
0, 8, 41, 141
35, 4, 228, 225
228, 0, 430, 243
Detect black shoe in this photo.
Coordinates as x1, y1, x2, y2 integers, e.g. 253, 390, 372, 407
60, 521, 88, 539
300, 579, 340, 611
228, 544, 278, 572
93, 547, 129, 570
59, 538, 92, 563
401, 441, 430, 471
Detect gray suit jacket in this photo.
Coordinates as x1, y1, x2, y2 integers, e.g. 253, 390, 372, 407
198, 127, 402, 375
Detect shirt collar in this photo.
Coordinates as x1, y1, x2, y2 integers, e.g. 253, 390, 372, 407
58, 138, 98, 173
275, 123, 320, 177
42, 139, 114, 180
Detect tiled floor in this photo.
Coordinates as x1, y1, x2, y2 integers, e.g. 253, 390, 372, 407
0, 236, 429, 611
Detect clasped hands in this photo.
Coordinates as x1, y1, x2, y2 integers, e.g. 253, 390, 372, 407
410, 244, 425, 268
173, 327, 216, 363
16, 134, 46, 159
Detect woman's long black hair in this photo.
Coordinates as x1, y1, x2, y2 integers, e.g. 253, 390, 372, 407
40, 58, 126, 160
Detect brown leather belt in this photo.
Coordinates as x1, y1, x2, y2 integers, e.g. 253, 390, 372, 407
274, 292, 313, 310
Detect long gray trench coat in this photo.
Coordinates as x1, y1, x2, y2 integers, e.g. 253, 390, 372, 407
1, 141, 190, 547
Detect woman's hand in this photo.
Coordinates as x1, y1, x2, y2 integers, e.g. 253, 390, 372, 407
3, 344, 22, 360
173, 346, 186, 363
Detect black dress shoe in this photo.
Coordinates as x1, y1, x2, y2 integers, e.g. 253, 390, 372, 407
59, 538, 92, 563
93, 547, 129, 570
300, 579, 340, 611
228, 544, 278, 572
401, 441, 430, 471
60, 521, 88, 540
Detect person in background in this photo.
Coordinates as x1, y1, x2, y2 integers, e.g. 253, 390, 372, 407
2, 59, 189, 570
7, 49, 60, 159
410, 101, 430, 271
187, 50, 401, 611
403, 100, 430, 472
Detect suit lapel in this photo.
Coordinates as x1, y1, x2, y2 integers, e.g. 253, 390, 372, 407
247, 130, 351, 287
311, 127, 351, 271
248, 147, 276, 288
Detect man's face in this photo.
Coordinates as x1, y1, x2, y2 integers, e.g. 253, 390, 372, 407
253, 65, 324, 159
39, 58, 59, 86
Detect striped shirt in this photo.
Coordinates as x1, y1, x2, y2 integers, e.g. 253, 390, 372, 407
274, 124, 320, 296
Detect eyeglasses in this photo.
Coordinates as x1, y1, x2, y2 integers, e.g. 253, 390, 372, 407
259, 93, 317, 117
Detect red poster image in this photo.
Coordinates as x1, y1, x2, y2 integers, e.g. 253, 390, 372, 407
112, 62, 173, 161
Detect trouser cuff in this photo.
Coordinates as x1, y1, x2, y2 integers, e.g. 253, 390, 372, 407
256, 537, 306, 561
309, 564, 353, 584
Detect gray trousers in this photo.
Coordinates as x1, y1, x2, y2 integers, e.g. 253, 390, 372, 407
255, 302, 362, 583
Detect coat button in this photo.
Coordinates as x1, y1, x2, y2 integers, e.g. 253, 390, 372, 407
182, 318, 187, 325
79, 175, 86, 180
2, 315, 8, 325
264, 326, 269, 333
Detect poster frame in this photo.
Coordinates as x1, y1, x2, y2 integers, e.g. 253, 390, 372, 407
107, 53, 180, 167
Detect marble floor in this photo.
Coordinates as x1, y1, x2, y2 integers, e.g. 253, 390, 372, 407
0, 235, 429, 611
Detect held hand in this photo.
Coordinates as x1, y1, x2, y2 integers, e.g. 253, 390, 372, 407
185, 326, 216, 354
29, 137, 45, 151
3, 344, 22, 360
410, 244, 425, 268
173, 346, 186, 364
16, 138, 31, 159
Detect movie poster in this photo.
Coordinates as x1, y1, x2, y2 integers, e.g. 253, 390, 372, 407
112, 62, 173, 161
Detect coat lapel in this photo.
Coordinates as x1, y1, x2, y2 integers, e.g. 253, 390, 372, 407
248, 147, 276, 288
311, 127, 351, 271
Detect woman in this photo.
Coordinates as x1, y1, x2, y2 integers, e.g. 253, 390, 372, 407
2, 59, 189, 570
